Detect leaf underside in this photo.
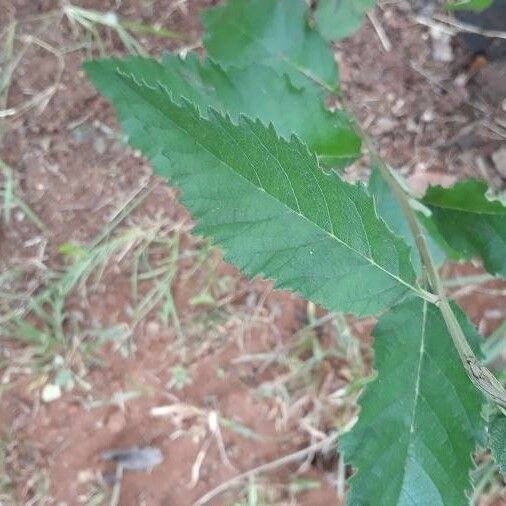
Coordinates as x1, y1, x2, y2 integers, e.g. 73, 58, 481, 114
201, 0, 338, 91
422, 180, 506, 276
341, 297, 485, 506
85, 60, 417, 317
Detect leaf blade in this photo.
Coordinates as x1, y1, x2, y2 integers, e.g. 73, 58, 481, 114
201, 0, 338, 90
341, 297, 486, 505
84, 59, 417, 316
422, 180, 506, 276
315, 0, 376, 41
97, 54, 361, 168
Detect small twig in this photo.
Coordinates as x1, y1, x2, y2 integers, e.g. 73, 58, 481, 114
0, 34, 64, 119
367, 11, 391, 52
433, 13, 506, 40
414, 14, 506, 40
190, 439, 211, 488
109, 464, 123, 506
193, 432, 338, 506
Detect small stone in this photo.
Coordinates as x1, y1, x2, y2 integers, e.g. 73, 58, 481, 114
41, 383, 62, 403
146, 320, 160, 336
421, 109, 434, 123
430, 25, 453, 62
77, 469, 95, 483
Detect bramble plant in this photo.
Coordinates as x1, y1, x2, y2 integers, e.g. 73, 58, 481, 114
84, 0, 506, 503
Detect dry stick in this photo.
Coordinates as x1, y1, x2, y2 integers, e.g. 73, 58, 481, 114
109, 464, 124, 506
414, 14, 506, 40
193, 432, 338, 506
367, 11, 391, 52
433, 13, 506, 40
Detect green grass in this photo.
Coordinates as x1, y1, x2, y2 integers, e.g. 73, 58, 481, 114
0, 183, 208, 390
0, 160, 46, 230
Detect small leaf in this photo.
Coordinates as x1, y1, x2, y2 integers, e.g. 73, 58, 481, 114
341, 297, 486, 505
489, 413, 506, 476
445, 0, 493, 11
85, 60, 418, 317
201, 0, 338, 91
422, 179, 506, 276
315, 0, 376, 41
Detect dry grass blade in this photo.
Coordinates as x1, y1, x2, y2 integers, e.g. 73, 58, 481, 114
193, 432, 339, 506
62, 4, 186, 57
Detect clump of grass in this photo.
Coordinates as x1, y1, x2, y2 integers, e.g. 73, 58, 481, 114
0, 160, 46, 230
0, 184, 204, 390
235, 304, 367, 439
62, 4, 186, 56
0, 433, 53, 505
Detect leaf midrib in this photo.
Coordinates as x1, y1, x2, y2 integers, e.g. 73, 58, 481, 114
116, 69, 420, 299
395, 299, 428, 502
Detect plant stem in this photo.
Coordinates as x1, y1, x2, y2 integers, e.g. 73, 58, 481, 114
362, 131, 506, 408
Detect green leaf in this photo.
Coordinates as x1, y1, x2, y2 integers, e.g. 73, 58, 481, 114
315, 0, 376, 41
85, 59, 418, 317
201, 0, 338, 91
341, 297, 486, 505
422, 180, 506, 276
445, 0, 493, 12
369, 167, 446, 272
99, 54, 360, 168
489, 413, 506, 476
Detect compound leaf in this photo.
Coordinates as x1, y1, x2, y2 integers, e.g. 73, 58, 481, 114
201, 0, 338, 91
489, 413, 506, 476
422, 180, 506, 276
342, 297, 486, 505
85, 59, 417, 317
315, 0, 376, 41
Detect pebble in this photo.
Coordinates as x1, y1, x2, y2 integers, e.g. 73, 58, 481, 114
146, 320, 160, 336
